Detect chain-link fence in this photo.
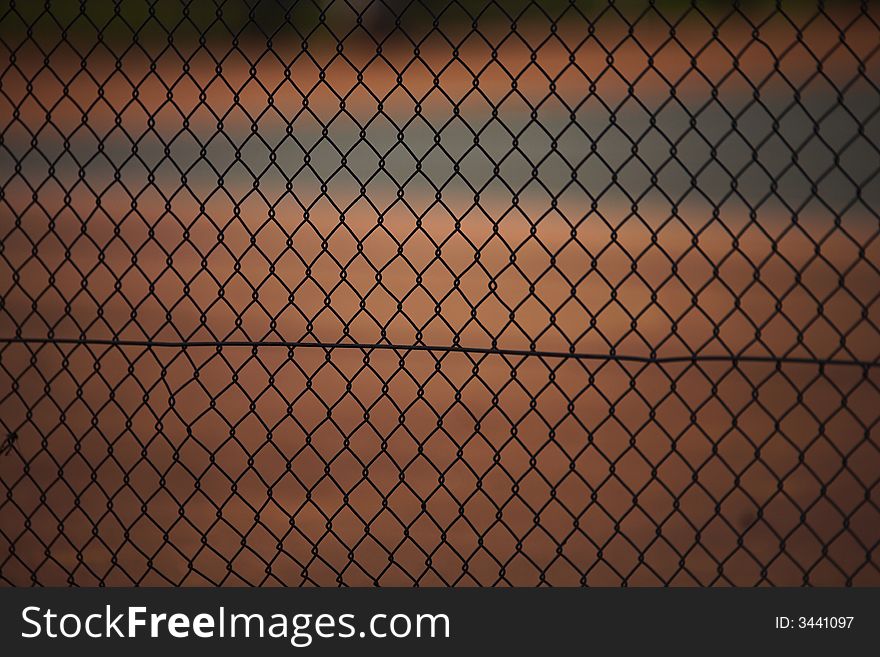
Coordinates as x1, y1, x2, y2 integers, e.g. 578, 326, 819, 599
1, 0, 878, 586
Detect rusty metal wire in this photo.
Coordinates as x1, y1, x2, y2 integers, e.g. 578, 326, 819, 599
0, 0, 878, 586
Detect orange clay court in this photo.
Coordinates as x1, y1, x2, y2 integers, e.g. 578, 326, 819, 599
0, 4, 878, 585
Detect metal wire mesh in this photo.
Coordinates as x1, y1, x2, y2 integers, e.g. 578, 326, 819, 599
1, 0, 878, 586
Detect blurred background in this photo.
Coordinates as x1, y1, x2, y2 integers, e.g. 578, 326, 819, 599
0, 0, 878, 585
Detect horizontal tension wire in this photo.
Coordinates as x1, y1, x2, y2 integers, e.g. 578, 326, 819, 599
1, 336, 877, 369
